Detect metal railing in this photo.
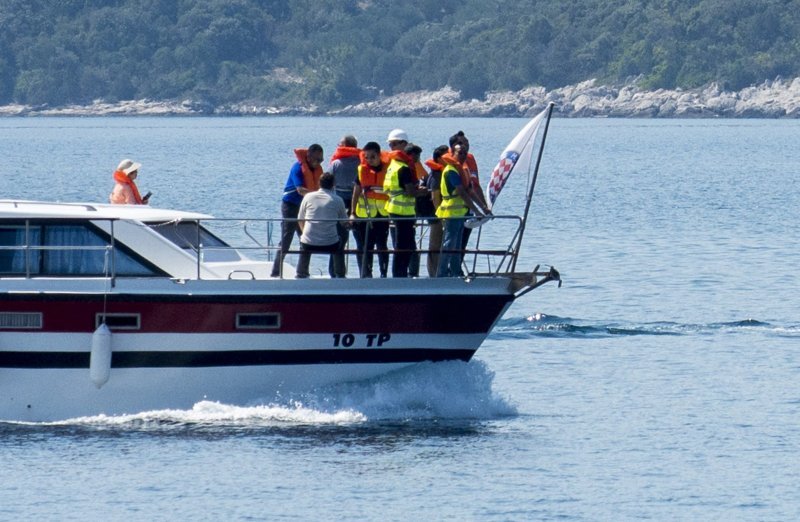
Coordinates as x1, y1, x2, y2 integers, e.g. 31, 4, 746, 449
195, 214, 525, 279
0, 214, 527, 281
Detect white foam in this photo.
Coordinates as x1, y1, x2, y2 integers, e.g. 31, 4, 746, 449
44, 359, 515, 427
259, 359, 518, 421
55, 400, 366, 427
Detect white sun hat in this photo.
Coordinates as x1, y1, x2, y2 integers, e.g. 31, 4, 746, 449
117, 159, 141, 175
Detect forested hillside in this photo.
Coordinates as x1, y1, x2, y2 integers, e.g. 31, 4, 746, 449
1, 0, 798, 107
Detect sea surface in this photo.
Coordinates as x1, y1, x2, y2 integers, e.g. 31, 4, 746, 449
1, 117, 799, 520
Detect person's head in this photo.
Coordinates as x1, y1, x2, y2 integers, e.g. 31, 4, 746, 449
307, 144, 324, 168
448, 130, 469, 152
452, 142, 467, 162
404, 143, 422, 162
432, 145, 449, 162
362, 141, 382, 168
339, 135, 358, 147
319, 171, 335, 190
117, 159, 141, 179
386, 129, 408, 151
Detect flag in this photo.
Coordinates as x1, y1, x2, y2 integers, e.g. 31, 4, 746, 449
486, 106, 549, 209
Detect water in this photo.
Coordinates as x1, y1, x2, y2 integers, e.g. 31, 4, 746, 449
1, 117, 799, 520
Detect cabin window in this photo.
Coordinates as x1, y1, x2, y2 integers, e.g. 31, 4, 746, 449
148, 221, 241, 262
0, 221, 163, 277
0, 225, 42, 274
0, 312, 43, 329
96, 313, 141, 330
236, 313, 280, 330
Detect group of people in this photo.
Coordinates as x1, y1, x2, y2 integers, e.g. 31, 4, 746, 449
107, 128, 493, 279
272, 129, 492, 279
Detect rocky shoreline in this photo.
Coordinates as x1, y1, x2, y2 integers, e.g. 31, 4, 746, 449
2, 77, 799, 118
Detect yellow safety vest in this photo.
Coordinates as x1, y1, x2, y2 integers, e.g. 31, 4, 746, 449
355, 164, 388, 218
383, 159, 416, 216
436, 164, 468, 218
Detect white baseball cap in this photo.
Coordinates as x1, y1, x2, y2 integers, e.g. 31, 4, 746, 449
386, 129, 409, 143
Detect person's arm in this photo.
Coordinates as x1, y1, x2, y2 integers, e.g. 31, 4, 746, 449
469, 180, 490, 214
455, 185, 484, 217
289, 163, 310, 196
399, 166, 427, 197
431, 172, 442, 209
330, 159, 341, 182
432, 189, 442, 209
402, 181, 417, 196
351, 183, 363, 217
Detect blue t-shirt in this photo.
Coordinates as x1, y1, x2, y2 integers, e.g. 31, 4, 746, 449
282, 162, 304, 205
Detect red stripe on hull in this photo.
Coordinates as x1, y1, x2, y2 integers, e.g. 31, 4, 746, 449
0, 293, 511, 334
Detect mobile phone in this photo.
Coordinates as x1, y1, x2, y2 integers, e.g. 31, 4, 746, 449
143, 191, 152, 199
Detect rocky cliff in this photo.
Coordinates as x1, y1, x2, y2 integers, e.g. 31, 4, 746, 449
2, 78, 799, 117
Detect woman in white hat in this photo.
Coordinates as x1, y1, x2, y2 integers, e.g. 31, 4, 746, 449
109, 159, 150, 205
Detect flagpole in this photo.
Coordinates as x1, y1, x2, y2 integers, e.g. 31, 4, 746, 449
511, 101, 555, 272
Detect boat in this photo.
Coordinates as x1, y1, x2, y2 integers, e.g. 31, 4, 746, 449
0, 107, 559, 422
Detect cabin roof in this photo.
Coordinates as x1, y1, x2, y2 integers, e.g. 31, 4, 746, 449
0, 200, 211, 221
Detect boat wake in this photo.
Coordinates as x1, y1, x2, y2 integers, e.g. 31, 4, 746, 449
18, 360, 515, 429
267, 359, 517, 422
493, 314, 800, 339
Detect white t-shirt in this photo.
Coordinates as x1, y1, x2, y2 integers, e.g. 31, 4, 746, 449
298, 188, 347, 246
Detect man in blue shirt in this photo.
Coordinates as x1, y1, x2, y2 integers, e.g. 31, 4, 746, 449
270, 144, 324, 277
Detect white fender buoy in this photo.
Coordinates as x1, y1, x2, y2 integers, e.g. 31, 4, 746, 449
90, 324, 112, 388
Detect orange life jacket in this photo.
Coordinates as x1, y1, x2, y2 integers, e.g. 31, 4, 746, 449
355, 161, 389, 218
465, 153, 478, 176
414, 161, 427, 182
111, 170, 143, 204
465, 153, 479, 190
331, 146, 361, 161
358, 161, 389, 201
441, 152, 471, 187
437, 155, 470, 218
294, 148, 322, 191
425, 159, 445, 172
387, 150, 424, 181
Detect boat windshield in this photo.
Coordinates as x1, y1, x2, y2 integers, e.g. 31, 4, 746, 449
147, 221, 241, 262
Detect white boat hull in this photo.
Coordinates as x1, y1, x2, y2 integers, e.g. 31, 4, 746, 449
1, 363, 421, 422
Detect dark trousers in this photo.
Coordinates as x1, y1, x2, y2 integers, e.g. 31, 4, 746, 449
426, 219, 443, 277
408, 246, 420, 277
389, 214, 416, 278
461, 220, 473, 265
271, 201, 300, 277
329, 191, 352, 277
352, 218, 390, 278
296, 241, 345, 278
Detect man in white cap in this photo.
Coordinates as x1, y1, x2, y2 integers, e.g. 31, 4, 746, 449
386, 129, 424, 276
110, 159, 150, 205
386, 129, 408, 152
383, 141, 427, 277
